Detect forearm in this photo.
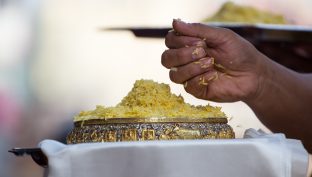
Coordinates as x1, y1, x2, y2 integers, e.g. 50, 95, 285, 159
245, 55, 312, 152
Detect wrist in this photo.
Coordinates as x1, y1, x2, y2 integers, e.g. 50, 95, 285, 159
243, 53, 275, 105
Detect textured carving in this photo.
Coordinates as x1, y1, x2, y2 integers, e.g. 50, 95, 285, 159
67, 118, 235, 144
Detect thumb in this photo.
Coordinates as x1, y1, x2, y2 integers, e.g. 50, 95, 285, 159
172, 19, 226, 46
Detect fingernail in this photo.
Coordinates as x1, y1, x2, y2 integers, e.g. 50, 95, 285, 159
200, 58, 213, 69
168, 29, 175, 33
192, 47, 206, 59
192, 40, 206, 47
183, 81, 188, 88
170, 67, 178, 72
201, 57, 214, 64
168, 29, 180, 35
173, 18, 186, 24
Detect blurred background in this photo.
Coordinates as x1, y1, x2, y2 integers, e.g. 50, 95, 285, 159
0, 0, 311, 176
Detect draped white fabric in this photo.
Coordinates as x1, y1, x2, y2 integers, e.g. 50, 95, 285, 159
40, 129, 308, 177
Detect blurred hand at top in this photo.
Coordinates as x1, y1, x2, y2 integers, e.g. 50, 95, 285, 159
161, 19, 269, 103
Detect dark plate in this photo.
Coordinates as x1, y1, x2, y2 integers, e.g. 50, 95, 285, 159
103, 23, 312, 41
9, 148, 48, 168
103, 23, 312, 72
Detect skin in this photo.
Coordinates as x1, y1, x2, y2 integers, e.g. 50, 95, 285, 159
161, 19, 312, 153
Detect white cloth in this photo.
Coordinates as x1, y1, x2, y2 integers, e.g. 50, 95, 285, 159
39, 129, 308, 177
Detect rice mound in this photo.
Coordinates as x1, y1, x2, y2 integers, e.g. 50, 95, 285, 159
204, 1, 287, 24
74, 79, 226, 122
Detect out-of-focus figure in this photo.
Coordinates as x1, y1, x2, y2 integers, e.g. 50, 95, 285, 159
0, 1, 35, 176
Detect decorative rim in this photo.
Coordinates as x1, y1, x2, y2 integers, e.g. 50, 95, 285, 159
67, 120, 235, 144
74, 117, 228, 126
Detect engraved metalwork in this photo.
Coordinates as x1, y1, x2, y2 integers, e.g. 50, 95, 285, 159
66, 117, 235, 144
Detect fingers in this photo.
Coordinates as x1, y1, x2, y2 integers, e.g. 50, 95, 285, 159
161, 46, 207, 68
184, 71, 220, 100
165, 30, 205, 49
172, 19, 233, 46
169, 57, 214, 84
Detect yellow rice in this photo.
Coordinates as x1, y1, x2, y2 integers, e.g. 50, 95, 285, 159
74, 79, 226, 122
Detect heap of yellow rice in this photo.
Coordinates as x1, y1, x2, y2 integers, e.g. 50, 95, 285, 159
74, 79, 226, 122
204, 2, 287, 24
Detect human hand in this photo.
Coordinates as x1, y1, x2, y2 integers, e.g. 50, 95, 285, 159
161, 19, 270, 102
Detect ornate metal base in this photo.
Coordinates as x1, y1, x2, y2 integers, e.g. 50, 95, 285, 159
67, 118, 235, 144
